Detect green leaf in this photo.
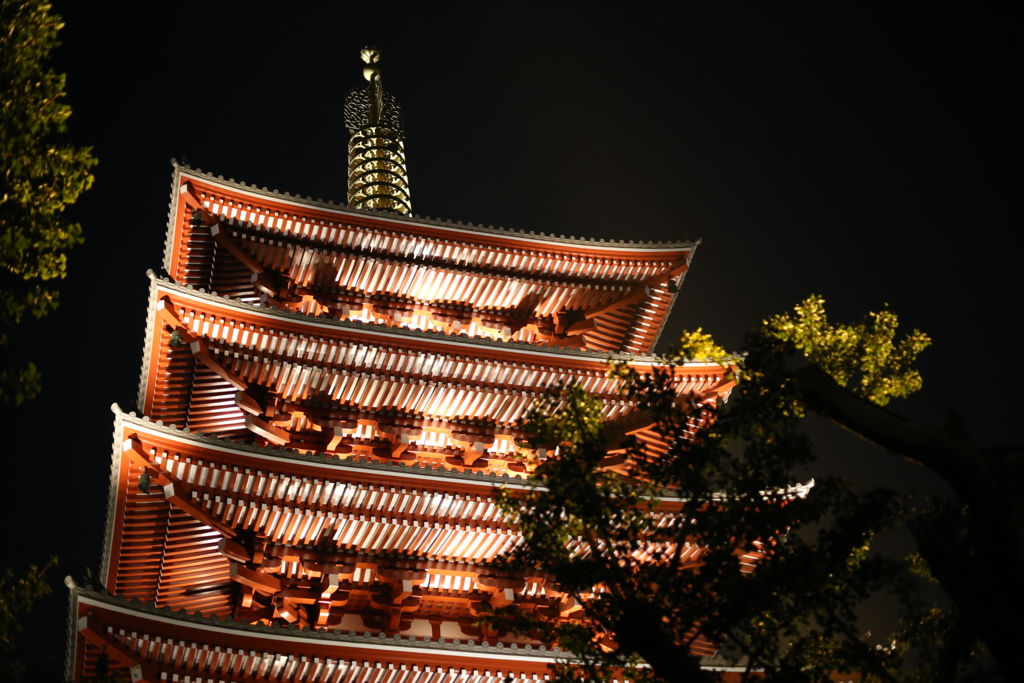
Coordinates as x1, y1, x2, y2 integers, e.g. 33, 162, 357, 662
0, 0, 96, 405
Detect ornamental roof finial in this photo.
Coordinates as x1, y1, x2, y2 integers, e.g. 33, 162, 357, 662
344, 47, 411, 214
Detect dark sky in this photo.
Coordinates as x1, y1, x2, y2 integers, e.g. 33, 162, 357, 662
5, 3, 1019, 676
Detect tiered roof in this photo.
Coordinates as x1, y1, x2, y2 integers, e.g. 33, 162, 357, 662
67, 586, 751, 683
139, 271, 730, 472
167, 163, 696, 355
97, 406, 754, 649
68, 161, 736, 682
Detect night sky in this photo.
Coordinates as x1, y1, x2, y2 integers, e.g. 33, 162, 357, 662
5, 3, 1018, 676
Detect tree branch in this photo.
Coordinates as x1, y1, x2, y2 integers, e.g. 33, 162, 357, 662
793, 364, 966, 487
793, 362, 1024, 673
792, 363, 1024, 551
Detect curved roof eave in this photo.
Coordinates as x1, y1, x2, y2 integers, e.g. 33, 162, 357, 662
172, 160, 700, 254
148, 270, 735, 369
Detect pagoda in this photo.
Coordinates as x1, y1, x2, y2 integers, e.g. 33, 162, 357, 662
64, 49, 743, 682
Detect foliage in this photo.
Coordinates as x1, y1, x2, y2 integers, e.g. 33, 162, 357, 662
0, 358, 39, 404
0, 0, 96, 404
765, 295, 930, 406
485, 297, 985, 682
0, 556, 56, 681
677, 327, 728, 363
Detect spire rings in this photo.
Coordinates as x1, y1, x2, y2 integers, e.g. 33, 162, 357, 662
348, 126, 411, 214
345, 47, 411, 215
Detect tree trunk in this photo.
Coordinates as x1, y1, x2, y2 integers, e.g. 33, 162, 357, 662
614, 602, 716, 683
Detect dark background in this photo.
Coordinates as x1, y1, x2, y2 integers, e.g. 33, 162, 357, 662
4, 2, 1018, 677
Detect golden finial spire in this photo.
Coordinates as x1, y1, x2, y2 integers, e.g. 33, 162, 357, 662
344, 47, 412, 214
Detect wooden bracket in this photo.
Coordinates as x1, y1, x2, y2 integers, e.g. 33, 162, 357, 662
375, 424, 424, 459
490, 586, 516, 609
564, 318, 597, 336
77, 613, 152, 682
251, 272, 278, 297
121, 436, 168, 487
234, 391, 264, 416
189, 338, 249, 391
163, 481, 234, 536
209, 222, 265, 275
219, 536, 252, 563
583, 283, 650, 320
326, 421, 359, 451
154, 296, 182, 328
230, 562, 283, 595
245, 414, 291, 446
450, 431, 495, 467
179, 183, 211, 220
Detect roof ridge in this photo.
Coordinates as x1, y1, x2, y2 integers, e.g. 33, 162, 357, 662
171, 159, 700, 251
112, 408, 805, 504
68, 583, 751, 670
113, 405, 537, 487
148, 269, 701, 364
70, 584, 567, 659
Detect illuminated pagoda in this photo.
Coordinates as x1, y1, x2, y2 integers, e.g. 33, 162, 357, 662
64, 49, 744, 682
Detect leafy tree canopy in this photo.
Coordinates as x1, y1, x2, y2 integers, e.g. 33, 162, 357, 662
484, 297, 1006, 682
765, 295, 930, 406
0, 0, 96, 404
0, 557, 56, 682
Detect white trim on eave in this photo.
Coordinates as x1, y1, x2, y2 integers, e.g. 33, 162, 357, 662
177, 168, 696, 254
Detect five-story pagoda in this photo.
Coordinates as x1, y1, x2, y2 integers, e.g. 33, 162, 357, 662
64, 49, 740, 683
